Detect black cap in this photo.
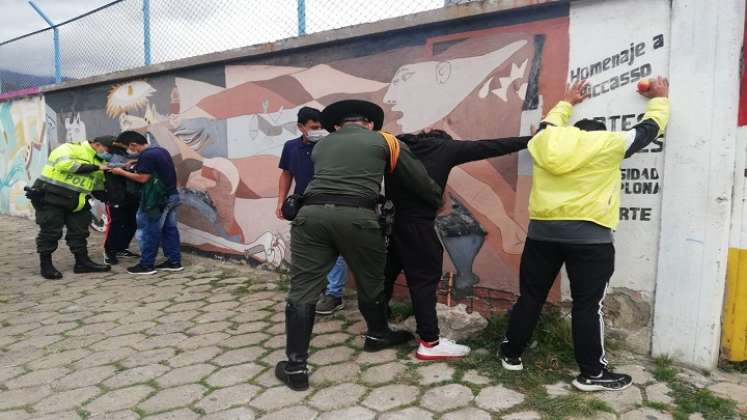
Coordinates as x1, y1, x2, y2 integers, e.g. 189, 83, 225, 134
92, 135, 116, 148
321, 100, 384, 132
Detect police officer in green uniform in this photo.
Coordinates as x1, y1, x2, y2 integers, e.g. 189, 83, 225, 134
27, 136, 113, 279
276, 100, 444, 391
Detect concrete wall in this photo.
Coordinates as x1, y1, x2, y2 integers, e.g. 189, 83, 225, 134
0, 0, 743, 368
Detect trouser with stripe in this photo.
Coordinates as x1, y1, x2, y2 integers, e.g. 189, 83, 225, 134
502, 238, 614, 376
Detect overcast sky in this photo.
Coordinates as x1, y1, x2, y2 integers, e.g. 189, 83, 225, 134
0, 0, 443, 81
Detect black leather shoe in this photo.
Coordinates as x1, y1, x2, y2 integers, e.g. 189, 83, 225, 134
275, 361, 309, 391
73, 253, 111, 273
40, 253, 63, 280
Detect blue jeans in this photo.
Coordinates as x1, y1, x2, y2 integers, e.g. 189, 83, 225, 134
325, 256, 347, 298
136, 194, 181, 268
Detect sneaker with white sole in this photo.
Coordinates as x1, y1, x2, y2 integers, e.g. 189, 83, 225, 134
127, 264, 157, 275
155, 260, 184, 272
415, 337, 471, 360
498, 341, 524, 371
501, 355, 524, 371
572, 369, 632, 392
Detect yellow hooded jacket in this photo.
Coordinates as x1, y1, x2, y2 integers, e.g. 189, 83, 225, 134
528, 97, 669, 229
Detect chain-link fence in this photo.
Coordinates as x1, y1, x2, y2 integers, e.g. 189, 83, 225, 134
0, 0, 447, 95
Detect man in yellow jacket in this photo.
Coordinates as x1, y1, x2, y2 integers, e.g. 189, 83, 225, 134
499, 77, 669, 392
28, 137, 113, 279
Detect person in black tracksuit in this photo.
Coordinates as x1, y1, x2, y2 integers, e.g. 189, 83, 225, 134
103, 140, 141, 265
384, 129, 530, 360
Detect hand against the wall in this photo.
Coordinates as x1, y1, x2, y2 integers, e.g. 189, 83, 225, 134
563, 79, 589, 105
639, 76, 669, 99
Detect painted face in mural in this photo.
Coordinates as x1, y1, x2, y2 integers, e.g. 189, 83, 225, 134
383, 40, 528, 132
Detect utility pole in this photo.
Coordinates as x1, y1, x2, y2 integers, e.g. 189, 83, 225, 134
28, 1, 61, 84
143, 0, 151, 65
297, 0, 306, 36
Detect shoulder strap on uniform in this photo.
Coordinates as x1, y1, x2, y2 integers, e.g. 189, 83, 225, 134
379, 132, 400, 173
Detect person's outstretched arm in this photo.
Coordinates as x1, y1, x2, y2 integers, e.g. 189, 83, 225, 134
446, 136, 531, 167
623, 76, 670, 158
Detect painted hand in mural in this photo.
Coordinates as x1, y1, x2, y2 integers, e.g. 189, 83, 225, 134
563, 79, 590, 105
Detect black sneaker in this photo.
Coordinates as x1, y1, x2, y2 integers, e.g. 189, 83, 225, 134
501, 355, 524, 371
127, 264, 157, 275
155, 260, 184, 272
315, 294, 344, 315
499, 342, 524, 371
104, 252, 119, 265
117, 249, 140, 259
275, 361, 309, 391
363, 329, 414, 352
572, 368, 633, 392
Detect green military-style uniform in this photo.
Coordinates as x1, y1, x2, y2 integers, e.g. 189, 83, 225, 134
290, 124, 442, 304
276, 100, 443, 391
30, 140, 110, 279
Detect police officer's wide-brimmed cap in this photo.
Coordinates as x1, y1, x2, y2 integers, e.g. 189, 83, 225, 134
321, 99, 384, 132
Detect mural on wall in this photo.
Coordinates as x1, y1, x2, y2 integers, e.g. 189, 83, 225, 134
41, 5, 571, 297
0, 96, 49, 218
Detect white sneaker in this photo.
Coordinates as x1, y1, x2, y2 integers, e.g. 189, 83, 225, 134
415, 337, 471, 360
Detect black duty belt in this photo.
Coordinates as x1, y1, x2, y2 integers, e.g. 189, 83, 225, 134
304, 194, 378, 210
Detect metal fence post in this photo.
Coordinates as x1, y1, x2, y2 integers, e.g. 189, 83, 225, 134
28, 1, 61, 83
143, 0, 152, 65
297, 0, 306, 36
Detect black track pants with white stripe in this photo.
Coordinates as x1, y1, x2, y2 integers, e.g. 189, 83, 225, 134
503, 238, 614, 376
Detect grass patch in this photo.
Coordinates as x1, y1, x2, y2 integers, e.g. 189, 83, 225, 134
643, 400, 672, 412
653, 357, 740, 420
389, 301, 414, 323
448, 310, 611, 419
669, 382, 737, 420
653, 356, 678, 382
720, 360, 747, 374
453, 311, 576, 391
525, 393, 612, 419
230, 286, 251, 296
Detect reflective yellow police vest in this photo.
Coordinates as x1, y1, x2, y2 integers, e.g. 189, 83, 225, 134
38, 141, 105, 212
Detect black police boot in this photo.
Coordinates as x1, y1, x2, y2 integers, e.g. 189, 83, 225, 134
39, 253, 63, 280
358, 299, 414, 352
73, 252, 111, 274
275, 303, 315, 391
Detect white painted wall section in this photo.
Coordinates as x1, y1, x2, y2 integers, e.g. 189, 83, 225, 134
652, 0, 744, 369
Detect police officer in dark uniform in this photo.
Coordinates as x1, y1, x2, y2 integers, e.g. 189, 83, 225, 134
276, 100, 443, 391
28, 136, 113, 279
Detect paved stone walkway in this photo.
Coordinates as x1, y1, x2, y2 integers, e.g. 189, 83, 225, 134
0, 215, 745, 420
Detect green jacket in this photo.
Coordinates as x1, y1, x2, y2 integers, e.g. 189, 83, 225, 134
304, 125, 443, 209
38, 141, 105, 211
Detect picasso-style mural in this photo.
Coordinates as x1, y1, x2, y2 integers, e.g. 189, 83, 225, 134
0, 96, 49, 218
38, 4, 571, 298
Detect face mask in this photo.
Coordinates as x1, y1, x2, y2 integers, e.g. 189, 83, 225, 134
96, 152, 113, 161
306, 130, 328, 143
127, 151, 140, 158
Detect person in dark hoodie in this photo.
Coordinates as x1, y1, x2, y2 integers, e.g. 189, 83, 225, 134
384, 129, 530, 360
101, 134, 141, 265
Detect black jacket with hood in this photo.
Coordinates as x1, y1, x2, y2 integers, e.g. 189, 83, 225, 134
385, 130, 530, 221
